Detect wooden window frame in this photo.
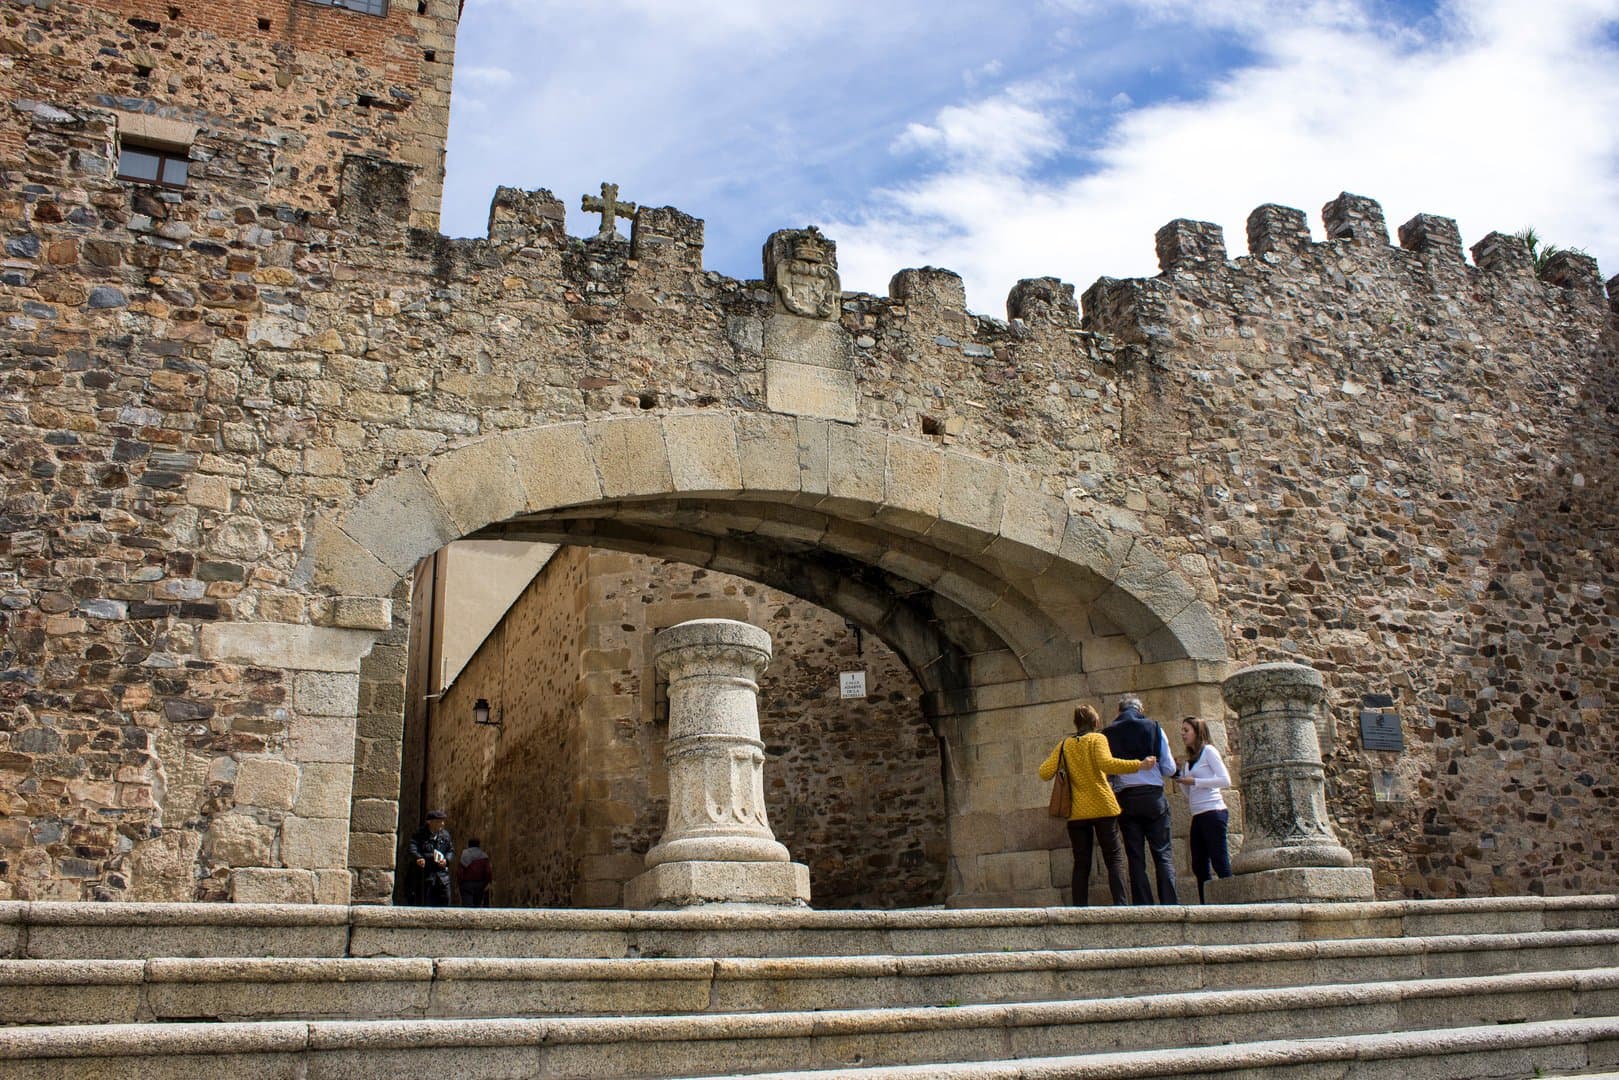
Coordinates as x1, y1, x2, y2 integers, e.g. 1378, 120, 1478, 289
116, 141, 190, 191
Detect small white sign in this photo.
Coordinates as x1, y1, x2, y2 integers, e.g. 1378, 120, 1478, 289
838, 671, 867, 699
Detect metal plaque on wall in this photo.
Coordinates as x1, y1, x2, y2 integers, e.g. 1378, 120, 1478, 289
1359, 710, 1404, 752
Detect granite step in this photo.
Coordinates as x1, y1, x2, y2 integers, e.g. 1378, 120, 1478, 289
5, 928, 1619, 1025
685, 1016, 1619, 1079
2, 968, 1617, 1078
5, 895, 1616, 961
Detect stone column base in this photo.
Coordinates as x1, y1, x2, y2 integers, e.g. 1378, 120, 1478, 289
624, 860, 811, 909
1205, 866, 1375, 905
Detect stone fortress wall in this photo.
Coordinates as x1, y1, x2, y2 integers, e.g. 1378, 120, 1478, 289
0, 0, 1615, 906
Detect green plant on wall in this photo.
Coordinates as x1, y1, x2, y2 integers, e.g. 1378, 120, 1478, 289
1515, 227, 1590, 277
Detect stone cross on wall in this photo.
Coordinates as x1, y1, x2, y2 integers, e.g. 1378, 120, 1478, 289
581, 181, 637, 240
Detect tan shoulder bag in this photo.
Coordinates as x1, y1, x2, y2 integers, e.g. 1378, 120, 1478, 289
1047, 737, 1073, 818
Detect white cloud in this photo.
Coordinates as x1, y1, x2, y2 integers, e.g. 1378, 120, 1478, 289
458, 66, 514, 88
893, 84, 1066, 171
829, 0, 1619, 313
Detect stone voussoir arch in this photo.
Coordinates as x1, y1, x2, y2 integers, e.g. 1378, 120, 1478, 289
285, 409, 1231, 909
298, 410, 1227, 674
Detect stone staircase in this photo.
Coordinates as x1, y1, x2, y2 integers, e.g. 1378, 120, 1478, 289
4, 896, 1619, 1078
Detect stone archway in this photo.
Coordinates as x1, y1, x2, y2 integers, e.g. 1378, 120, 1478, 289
231, 412, 1229, 906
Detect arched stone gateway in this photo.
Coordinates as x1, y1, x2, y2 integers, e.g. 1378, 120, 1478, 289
5, 1, 1616, 912
237, 418, 1227, 907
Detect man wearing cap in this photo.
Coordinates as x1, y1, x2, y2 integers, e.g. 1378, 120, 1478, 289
408, 809, 454, 906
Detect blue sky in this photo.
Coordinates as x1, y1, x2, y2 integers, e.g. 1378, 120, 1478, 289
442, 0, 1619, 314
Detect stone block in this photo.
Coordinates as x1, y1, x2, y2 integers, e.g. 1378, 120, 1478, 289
1137, 603, 1227, 664
294, 763, 354, 818
765, 357, 858, 422
662, 412, 741, 493
735, 413, 801, 497
1003, 807, 1065, 851
624, 860, 811, 909
0, 963, 142, 1024
347, 831, 399, 871
230, 867, 316, 904
338, 468, 459, 575
351, 798, 400, 834
977, 849, 1053, 893
933, 562, 1007, 617
585, 416, 670, 499
1206, 866, 1375, 904
301, 515, 400, 597
1098, 543, 1199, 644
294, 671, 360, 717
201, 623, 378, 674
998, 482, 1068, 558
17, 907, 350, 960
282, 816, 351, 870
288, 713, 357, 764
314, 869, 352, 905
1085, 633, 1141, 673
938, 453, 1007, 542
949, 812, 1006, 856
507, 423, 603, 512
426, 436, 526, 535
879, 437, 942, 530
208, 814, 276, 867
331, 596, 392, 630
824, 423, 886, 511
794, 417, 831, 498
234, 757, 300, 811
1056, 513, 1132, 591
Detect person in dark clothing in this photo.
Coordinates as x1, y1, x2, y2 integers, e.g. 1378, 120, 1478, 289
408, 809, 453, 906
458, 837, 493, 907
1102, 695, 1180, 905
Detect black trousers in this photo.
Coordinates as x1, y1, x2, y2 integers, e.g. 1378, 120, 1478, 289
420, 872, 450, 907
1189, 808, 1231, 903
1115, 786, 1179, 905
1067, 816, 1128, 906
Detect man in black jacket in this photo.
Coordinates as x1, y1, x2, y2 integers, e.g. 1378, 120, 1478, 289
1103, 695, 1180, 904
408, 809, 454, 906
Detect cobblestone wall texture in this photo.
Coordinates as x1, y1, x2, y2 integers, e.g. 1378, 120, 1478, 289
0, 0, 1615, 905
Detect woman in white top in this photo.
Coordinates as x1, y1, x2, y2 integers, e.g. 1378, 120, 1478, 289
1173, 716, 1232, 903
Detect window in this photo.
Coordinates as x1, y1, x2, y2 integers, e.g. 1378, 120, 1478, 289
117, 143, 188, 189
303, 0, 388, 15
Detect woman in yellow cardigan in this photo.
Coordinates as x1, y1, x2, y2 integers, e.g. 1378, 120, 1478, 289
1039, 704, 1156, 906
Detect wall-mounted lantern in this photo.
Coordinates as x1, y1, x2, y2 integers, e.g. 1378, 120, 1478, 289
473, 697, 499, 726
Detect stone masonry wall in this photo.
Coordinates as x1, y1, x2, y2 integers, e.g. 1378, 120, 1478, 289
0, 0, 1615, 904
427, 545, 588, 907
420, 546, 947, 909
1083, 204, 1619, 895
1, 0, 459, 228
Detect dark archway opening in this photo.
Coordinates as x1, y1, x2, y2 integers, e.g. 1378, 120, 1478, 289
392, 540, 948, 909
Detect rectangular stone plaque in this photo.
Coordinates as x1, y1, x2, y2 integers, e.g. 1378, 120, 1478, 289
764, 312, 857, 422
1359, 710, 1403, 752
765, 358, 857, 423
839, 671, 867, 698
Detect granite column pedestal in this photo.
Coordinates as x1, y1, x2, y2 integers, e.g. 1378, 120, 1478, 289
1206, 662, 1374, 904
625, 619, 810, 908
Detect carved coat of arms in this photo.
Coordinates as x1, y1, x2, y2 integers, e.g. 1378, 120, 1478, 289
769, 229, 841, 320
